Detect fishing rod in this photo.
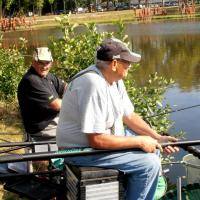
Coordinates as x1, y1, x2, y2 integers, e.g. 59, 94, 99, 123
0, 140, 56, 154
161, 140, 200, 148
0, 140, 200, 164
144, 104, 200, 119
1, 139, 199, 148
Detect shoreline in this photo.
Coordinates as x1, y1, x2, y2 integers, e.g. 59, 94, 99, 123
1, 7, 200, 32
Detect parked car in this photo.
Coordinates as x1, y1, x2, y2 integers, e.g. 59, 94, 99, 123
115, 3, 129, 10
77, 7, 85, 13
96, 5, 104, 12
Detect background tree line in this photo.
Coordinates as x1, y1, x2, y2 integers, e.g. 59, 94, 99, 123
0, 0, 135, 17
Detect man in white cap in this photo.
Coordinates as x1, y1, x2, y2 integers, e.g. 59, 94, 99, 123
18, 47, 66, 146
56, 38, 178, 200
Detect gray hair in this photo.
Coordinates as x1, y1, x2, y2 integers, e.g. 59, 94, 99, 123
95, 59, 112, 69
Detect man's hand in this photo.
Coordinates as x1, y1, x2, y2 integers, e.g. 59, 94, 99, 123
137, 136, 163, 153
49, 98, 62, 111
158, 135, 179, 154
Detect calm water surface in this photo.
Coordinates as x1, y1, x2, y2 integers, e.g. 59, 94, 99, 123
3, 19, 200, 184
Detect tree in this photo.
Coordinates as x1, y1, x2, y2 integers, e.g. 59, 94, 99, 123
49, 0, 55, 14
35, 0, 44, 15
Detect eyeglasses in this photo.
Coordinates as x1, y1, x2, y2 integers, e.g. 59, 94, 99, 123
117, 59, 131, 69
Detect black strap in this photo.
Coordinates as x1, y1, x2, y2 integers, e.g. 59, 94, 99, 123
68, 70, 99, 83
68, 69, 119, 89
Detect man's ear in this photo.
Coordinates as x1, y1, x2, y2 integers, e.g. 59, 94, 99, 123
32, 60, 37, 67
111, 60, 117, 72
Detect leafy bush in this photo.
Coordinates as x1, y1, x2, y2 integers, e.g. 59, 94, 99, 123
126, 71, 174, 133
0, 36, 27, 101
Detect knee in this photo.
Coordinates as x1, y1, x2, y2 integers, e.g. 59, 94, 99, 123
144, 153, 161, 173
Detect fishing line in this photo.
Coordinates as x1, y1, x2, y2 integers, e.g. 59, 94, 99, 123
145, 104, 200, 119
0, 146, 26, 154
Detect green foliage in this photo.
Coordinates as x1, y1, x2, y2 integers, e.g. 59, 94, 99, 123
125, 72, 174, 133
49, 0, 54, 4
0, 36, 26, 101
51, 15, 175, 135
51, 14, 113, 81
5, 0, 14, 10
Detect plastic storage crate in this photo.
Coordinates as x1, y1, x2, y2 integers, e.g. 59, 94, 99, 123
65, 164, 124, 200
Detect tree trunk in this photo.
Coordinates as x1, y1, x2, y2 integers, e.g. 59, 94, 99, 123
145, 0, 148, 7
51, 4, 53, 14
138, 0, 141, 8
106, 0, 109, 10
129, 0, 131, 8
63, 0, 66, 12
87, 0, 92, 13
162, 0, 165, 7
0, 0, 2, 18
74, 0, 77, 11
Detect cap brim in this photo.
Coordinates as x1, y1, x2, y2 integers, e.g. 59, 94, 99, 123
33, 55, 53, 62
122, 52, 141, 63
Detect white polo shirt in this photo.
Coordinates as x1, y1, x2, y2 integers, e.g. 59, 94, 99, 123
56, 65, 134, 148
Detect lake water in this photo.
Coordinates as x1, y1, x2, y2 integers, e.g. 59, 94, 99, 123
2, 19, 200, 184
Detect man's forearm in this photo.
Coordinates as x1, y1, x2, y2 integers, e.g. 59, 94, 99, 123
87, 133, 142, 150
123, 113, 161, 140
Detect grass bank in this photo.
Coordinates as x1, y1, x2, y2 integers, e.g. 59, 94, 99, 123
31, 5, 200, 29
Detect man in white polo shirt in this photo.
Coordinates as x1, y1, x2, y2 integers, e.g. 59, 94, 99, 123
57, 38, 178, 200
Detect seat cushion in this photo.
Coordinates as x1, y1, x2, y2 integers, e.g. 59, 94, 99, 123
67, 164, 121, 180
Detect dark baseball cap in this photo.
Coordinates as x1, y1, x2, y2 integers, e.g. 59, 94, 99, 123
96, 38, 141, 63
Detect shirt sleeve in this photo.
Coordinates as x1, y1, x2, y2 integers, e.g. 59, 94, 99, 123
50, 74, 66, 98
27, 76, 58, 104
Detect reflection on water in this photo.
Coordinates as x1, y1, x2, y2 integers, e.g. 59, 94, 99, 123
97, 20, 200, 92
131, 34, 200, 92
2, 28, 62, 51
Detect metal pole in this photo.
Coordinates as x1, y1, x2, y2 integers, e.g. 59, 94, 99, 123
177, 176, 182, 200
0, 140, 56, 147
